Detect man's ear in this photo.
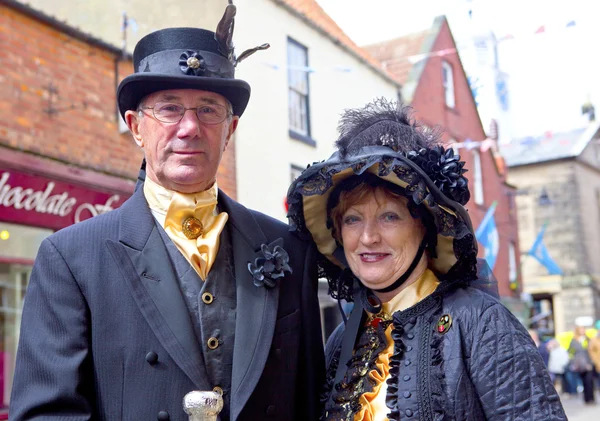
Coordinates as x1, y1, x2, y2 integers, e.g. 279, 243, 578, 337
125, 110, 144, 147
224, 116, 239, 151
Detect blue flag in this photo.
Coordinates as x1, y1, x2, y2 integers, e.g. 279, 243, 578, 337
475, 202, 499, 270
529, 225, 562, 275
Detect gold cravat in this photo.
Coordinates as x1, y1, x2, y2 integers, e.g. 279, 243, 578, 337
144, 178, 228, 279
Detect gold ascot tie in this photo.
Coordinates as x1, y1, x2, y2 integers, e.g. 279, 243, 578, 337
163, 186, 228, 280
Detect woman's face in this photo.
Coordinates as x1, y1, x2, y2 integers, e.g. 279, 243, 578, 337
341, 190, 427, 292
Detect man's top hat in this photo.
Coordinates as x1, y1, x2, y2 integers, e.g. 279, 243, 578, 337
117, 2, 268, 119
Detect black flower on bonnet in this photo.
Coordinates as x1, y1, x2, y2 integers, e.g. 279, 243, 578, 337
407, 146, 469, 205
335, 98, 470, 205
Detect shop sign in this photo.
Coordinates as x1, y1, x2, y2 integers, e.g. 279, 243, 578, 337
0, 169, 130, 231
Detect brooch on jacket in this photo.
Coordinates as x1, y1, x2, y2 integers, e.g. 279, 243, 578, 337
247, 238, 293, 288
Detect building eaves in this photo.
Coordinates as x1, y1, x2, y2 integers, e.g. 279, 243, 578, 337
271, 0, 399, 88
2, 0, 131, 58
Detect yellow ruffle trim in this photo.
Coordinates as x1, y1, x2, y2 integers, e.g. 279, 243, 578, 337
354, 324, 394, 421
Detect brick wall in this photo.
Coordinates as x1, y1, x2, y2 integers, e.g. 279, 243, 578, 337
408, 20, 521, 297
0, 3, 236, 198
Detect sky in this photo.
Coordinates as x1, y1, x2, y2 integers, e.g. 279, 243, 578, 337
316, 0, 599, 139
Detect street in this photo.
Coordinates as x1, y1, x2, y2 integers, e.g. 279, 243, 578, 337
562, 394, 600, 421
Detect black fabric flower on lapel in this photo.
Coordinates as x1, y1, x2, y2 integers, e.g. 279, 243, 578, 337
406, 146, 470, 205
248, 240, 293, 288
179, 51, 206, 76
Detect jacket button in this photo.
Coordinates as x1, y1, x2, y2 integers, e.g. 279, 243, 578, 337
404, 359, 411, 366
409, 317, 417, 324
266, 405, 276, 416
406, 345, 413, 352
202, 292, 214, 304
404, 391, 411, 398
407, 333, 415, 339
157, 411, 169, 420
403, 375, 411, 381
207, 337, 219, 350
146, 352, 159, 365
405, 409, 413, 417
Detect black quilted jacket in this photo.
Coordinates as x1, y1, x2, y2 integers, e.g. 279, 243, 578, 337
323, 284, 567, 421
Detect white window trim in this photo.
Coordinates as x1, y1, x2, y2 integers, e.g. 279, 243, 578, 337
287, 38, 310, 137
118, 113, 129, 134
442, 61, 455, 108
472, 148, 484, 205
508, 241, 518, 283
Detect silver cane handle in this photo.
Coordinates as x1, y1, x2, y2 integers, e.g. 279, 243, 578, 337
183, 391, 223, 421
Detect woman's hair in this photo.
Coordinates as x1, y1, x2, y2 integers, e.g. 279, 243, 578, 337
327, 173, 437, 256
330, 184, 408, 243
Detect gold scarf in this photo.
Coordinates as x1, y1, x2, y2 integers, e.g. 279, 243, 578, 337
144, 177, 228, 279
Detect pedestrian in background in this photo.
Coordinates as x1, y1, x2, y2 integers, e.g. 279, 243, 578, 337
568, 325, 596, 405
589, 325, 600, 389
547, 339, 570, 394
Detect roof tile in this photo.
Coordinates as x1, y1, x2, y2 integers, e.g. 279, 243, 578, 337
363, 30, 430, 85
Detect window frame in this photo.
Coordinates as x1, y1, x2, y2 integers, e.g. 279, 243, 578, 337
287, 37, 312, 143
508, 241, 518, 284
290, 164, 304, 183
472, 148, 484, 205
442, 60, 455, 108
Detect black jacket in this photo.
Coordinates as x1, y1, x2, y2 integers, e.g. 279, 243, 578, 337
10, 188, 325, 421
324, 283, 567, 421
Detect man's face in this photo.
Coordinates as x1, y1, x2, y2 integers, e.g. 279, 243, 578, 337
125, 89, 238, 193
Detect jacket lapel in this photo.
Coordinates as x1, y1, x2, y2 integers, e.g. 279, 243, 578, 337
219, 192, 280, 421
106, 188, 210, 390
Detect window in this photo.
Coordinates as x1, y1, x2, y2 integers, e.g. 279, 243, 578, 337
0, 222, 52, 411
472, 149, 484, 205
288, 38, 311, 138
442, 61, 455, 108
118, 114, 129, 134
290, 164, 304, 183
508, 241, 518, 284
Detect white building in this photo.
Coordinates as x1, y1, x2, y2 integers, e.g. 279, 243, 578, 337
233, 0, 399, 219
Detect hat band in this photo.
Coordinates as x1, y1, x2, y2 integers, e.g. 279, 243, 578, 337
137, 49, 235, 79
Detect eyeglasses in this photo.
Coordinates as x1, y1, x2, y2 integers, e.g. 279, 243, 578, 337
140, 102, 232, 125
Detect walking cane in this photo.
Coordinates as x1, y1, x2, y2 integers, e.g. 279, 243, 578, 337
183, 390, 223, 421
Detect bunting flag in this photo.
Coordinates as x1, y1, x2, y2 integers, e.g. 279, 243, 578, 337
380, 19, 578, 67
450, 138, 495, 152
262, 19, 578, 73
499, 19, 576, 41
475, 201, 499, 271
528, 224, 563, 275
408, 48, 457, 64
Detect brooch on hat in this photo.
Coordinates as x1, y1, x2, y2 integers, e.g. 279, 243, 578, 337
179, 51, 207, 76
247, 238, 292, 289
